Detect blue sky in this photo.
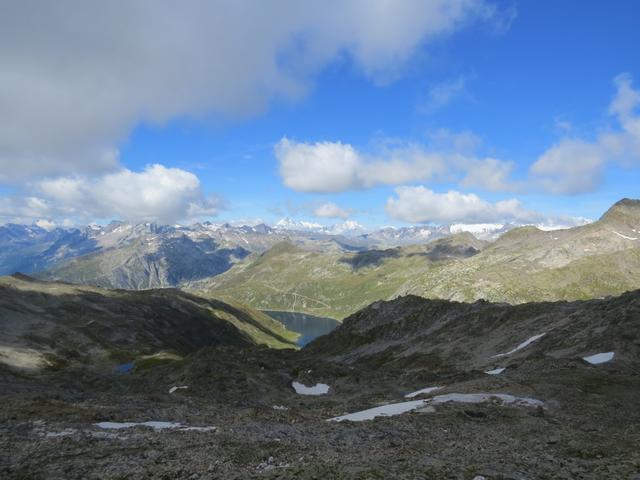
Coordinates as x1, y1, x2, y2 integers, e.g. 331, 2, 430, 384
1, 1, 639, 228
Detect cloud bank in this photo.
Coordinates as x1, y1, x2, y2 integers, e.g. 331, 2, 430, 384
0, 0, 497, 183
279, 74, 640, 199
385, 187, 587, 226
0, 165, 220, 224
276, 136, 515, 193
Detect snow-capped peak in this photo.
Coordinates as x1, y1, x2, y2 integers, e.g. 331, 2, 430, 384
450, 223, 505, 235
274, 218, 324, 231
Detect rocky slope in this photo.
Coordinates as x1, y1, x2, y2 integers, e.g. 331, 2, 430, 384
40, 232, 250, 289
0, 274, 298, 373
307, 289, 640, 369
2, 288, 639, 478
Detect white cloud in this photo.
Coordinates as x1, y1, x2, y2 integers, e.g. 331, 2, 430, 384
1, 165, 220, 224
276, 137, 513, 193
0, 1, 499, 183
529, 139, 606, 195
277, 139, 361, 193
0, 196, 54, 224
530, 73, 640, 194
420, 76, 467, 113
313, 202, 351, 219
279, 74, 640, 198
385, 186, 583, 226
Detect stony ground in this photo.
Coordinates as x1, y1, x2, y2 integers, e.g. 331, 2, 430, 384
2, 347, 640, 480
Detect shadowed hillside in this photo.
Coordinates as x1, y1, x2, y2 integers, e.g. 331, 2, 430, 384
0, 274, 298, 372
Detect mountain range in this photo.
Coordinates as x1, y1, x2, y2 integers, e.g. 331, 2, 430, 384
192, 199, 640, 318
1, 199, 637, 320
0, 215, 585, 283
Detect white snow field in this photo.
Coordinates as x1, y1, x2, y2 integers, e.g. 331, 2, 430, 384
328, 400, 427, 422
613, 231, 638, 240
94, 421, 215, 432
169, 385, 188, 394
292, 381, 330, 395
328, 392, 543, 422
404, 386, 443, 398
582, 352, 615, 364
485, 367, 506, 375
491, 333, 546, 358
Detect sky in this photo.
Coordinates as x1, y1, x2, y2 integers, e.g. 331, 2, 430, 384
1, 0, 639, 229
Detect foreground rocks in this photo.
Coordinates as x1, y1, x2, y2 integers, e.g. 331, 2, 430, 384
2, 290, 640, 478
2, 346, 639, 479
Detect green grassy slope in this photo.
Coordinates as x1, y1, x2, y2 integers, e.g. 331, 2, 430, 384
191, 201, 640, 319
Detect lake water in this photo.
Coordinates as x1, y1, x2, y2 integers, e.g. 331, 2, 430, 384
263, 310, 340, 347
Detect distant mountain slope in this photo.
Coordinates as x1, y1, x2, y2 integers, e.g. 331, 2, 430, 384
189, 233, 487, 319
0, 224, 99, 274
193, 199, 640, 319
40, 233, 250, 289
1, 215, 570, 287
0, 275, 298, 371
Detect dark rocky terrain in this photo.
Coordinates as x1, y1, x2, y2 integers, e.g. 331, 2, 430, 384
2, 282, 639, 479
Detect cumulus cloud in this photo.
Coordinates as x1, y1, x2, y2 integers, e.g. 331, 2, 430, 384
313, 202, 352, 219
0, 196, 54, 224
385, 186, 583, 226
530, 73, 640, 194
0, 165, 220, 224
276, 139, 362, 193
280, 74, 640, 198
276, 137, 514, 193
0, 0, 500, 183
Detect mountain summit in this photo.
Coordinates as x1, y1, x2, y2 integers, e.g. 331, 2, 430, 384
599, 198, 640, 226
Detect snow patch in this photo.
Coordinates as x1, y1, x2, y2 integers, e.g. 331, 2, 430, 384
328, 392, 543, 422
329, 400, 427, 422
404, 386, 442, 399
169, 385, 188, 394
94, 421, 215, 432
613, 231, 638, 240
582, 352, 615, 365
450, 223, 504, 235
292, 381, 330, 395
491, 333, 546, 358
485, 368, 506, 375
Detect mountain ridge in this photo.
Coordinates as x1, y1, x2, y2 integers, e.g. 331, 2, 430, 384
194, 199, 640, 318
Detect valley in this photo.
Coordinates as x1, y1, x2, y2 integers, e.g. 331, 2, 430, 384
2, 199, 640, 478
2, 280, 639, 478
